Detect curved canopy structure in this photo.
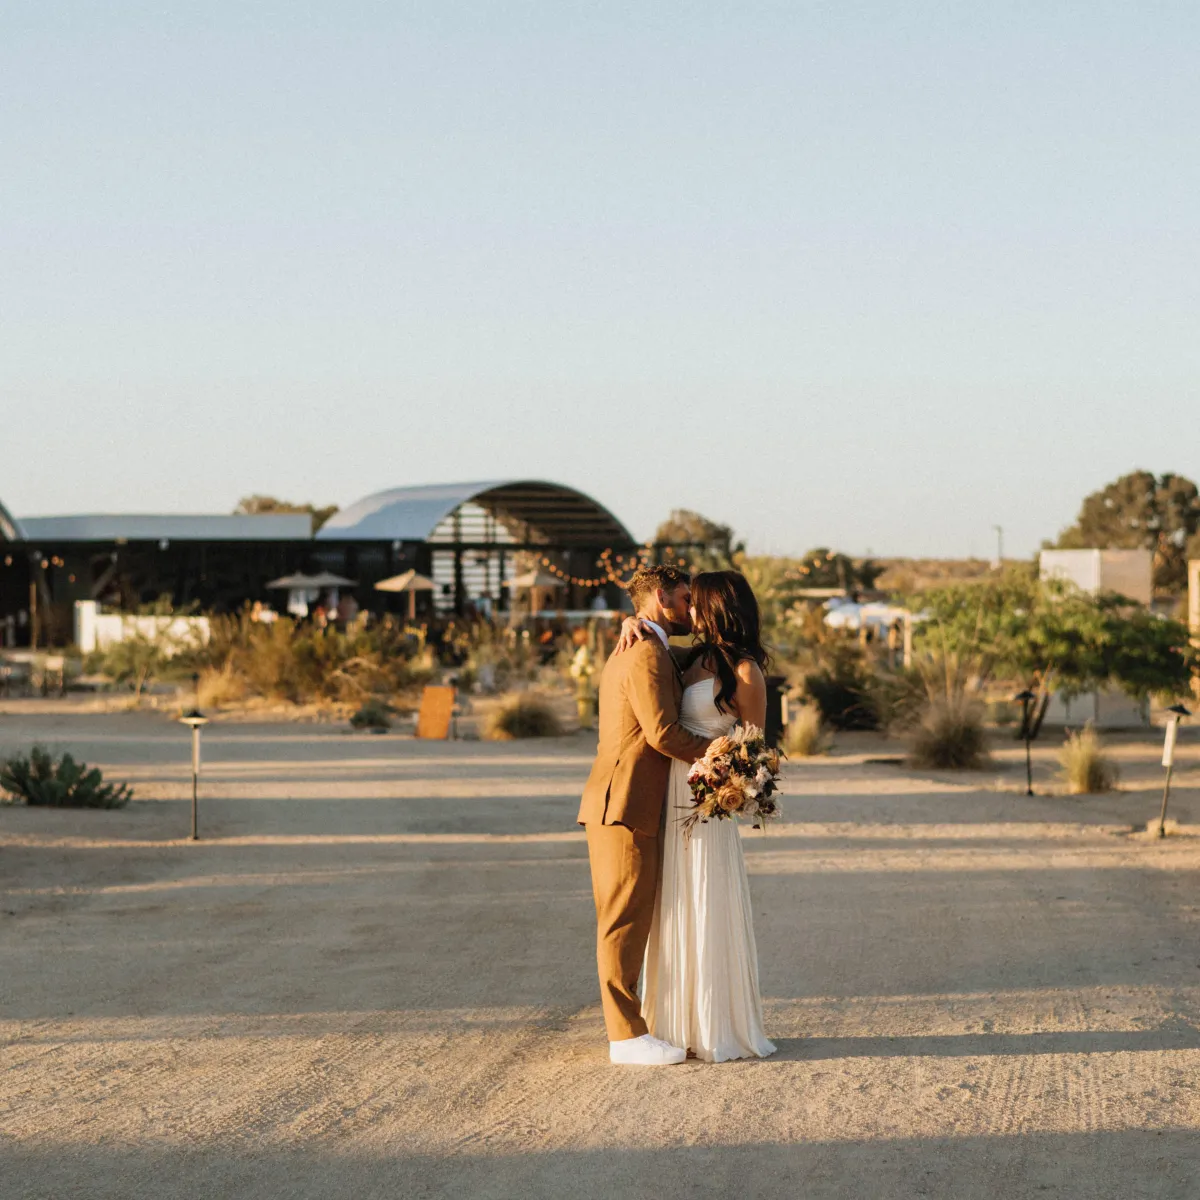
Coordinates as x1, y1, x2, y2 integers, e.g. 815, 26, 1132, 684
317, 480, 633, 548
0, 498, 23, 543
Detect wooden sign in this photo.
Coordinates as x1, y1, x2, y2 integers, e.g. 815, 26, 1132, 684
416, 685, 456, 740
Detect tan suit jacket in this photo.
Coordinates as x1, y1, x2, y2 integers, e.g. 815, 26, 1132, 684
577, 638, 712, 837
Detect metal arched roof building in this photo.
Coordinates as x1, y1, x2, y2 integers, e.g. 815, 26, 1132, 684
0, 480, 644, 637
0, 499, 23, 544
316, 480, 633, 547
315, 480, 637, 615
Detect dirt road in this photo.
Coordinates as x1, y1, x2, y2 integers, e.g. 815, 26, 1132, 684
2, 714, 1200, 1198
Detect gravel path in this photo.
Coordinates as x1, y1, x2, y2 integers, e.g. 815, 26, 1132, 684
2, 714, 1200, 1198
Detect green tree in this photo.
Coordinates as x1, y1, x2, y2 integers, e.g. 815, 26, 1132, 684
1055, 470, 1200, 593
235, 495, 340, 533
653, 510, 743, 572
912, 572, 1196, 733
790, 547, 883, 592
92, 633, 170, 701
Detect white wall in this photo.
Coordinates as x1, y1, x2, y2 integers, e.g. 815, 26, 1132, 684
1043, 689, 1150, 730
1039, 548, 1153, 604
75, 601, 210, 655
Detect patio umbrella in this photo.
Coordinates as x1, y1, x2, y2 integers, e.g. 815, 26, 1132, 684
266, 571, 357, 590
510, 570, 561, 589
375, 569, 436, 619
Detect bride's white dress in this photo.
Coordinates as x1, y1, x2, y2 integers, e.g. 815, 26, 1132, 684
640, 677, 776, 1062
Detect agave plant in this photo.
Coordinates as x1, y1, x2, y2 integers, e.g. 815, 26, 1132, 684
0, 746, 132, 808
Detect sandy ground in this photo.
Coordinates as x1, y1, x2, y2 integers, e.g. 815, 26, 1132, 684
3, 713, 1200, 1199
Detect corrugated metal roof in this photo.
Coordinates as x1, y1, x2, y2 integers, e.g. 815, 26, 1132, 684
317, 482, 505, 542
17, 514, 312, 542
0, 499, 22, 543
316, 480, 633, 546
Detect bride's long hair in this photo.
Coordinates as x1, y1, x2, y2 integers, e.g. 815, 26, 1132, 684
685, 570, 770, 715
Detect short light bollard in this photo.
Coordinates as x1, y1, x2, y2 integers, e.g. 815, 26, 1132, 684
1014, 689, 1037, 796
179, 709, 209, 840
1157, 703, 1191, 838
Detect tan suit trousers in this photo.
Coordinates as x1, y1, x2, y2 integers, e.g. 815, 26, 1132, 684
585, 821, 661, 1041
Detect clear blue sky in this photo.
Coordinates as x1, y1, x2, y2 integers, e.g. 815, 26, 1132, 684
3, 2, 1197, 557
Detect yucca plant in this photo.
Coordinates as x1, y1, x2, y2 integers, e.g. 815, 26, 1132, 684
0, 746, 132, 808
484, 693, 563, 740
1058, 724, 1119, 794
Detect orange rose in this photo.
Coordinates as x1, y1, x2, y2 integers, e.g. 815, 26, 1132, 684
715, 783, 745, 813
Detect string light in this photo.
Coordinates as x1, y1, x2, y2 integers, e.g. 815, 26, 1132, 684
523, 542, 702, 591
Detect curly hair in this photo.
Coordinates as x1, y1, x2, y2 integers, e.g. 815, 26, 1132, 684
626, 565, 690, 612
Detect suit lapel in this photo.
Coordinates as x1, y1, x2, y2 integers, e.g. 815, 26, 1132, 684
657, 640, 684, 692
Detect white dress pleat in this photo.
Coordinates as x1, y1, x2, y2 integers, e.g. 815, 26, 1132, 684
641, 678, 776, 1062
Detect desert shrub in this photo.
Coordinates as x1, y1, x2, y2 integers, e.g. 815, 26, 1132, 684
484, 693, 563, 740
196, 661, 247, 708
908, 700, 991, 770
88, 634, 170, 700
461, 626, 538, 693
1058, 724, 1119, 794
0, 746, 132, 808
784, 704, 831, 757
804, 648, 880, 730
350, 698, 393, 731
868, 667, 926, 732
185, 611, 436, 705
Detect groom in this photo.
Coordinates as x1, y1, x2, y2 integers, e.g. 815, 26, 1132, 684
578, 566, 713, 1065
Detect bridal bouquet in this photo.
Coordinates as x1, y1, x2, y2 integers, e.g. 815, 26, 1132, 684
684, 725, 782, 835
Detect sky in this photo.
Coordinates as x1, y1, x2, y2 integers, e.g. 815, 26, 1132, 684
2, 2, 1198, 558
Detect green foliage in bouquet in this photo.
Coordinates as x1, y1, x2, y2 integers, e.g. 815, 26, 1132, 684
0, 746, 132, 808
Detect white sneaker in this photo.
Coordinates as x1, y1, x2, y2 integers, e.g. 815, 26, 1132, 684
609, 1034, 687, 1065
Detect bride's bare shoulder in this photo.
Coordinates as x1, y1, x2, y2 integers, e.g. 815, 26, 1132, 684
734, 657, 765, 685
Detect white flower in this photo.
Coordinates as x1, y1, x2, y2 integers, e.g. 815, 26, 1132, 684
754, 766, 771, 788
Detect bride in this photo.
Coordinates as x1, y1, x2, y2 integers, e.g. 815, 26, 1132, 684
617, 570, 776, 1063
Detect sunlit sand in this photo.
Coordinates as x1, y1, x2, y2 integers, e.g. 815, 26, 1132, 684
3, 714, 1199, 1197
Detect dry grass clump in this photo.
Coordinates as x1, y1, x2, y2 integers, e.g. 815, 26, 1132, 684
784, 705, 832, 757
197, 662, 247, 708
1058, 724, 1119, 794
484, 693, 563, 740
908, 700, 991, 770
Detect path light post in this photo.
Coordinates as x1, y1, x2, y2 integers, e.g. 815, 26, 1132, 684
1157, 703, 1191, 838
178, 673, 208, 841
1015, 689, 1037, 796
